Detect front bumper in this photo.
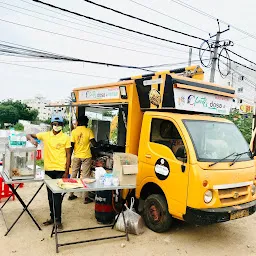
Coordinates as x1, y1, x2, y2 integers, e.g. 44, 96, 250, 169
183, 200, 256, 225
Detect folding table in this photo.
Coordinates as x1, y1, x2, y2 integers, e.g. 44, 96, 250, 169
44, 179, 135, 253
0, 169, 46, 236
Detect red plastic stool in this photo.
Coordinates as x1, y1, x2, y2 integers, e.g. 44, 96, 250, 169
0, 177, 15, 202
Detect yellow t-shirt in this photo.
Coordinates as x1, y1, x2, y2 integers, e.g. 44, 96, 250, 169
71, 126, 94, 159
37, 131, 71, 171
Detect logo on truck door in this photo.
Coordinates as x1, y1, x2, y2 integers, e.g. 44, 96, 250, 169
155, 158, 170, 180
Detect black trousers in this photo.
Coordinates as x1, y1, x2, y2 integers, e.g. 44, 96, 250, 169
45, 171, 65, 223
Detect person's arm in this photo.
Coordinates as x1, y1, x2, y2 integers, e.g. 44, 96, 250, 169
70, 142, 75, 156
90, 138, 97, 147
26, 134, 38, 147
63, 147, 71, 178
89, 129, 97, 147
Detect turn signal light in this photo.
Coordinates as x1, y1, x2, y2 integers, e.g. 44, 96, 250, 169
203, 180, 208, 187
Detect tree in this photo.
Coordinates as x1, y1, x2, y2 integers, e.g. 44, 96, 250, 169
0, 105, 19, 128
13, 123, 24, 131
102, 111, 114, 117
1, 99, 38, 121
221, 110, 253, 143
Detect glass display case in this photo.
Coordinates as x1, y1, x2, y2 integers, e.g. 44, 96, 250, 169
3, 145, 37, 180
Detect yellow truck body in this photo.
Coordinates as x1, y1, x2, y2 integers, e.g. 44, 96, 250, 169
73, 66, 256, 232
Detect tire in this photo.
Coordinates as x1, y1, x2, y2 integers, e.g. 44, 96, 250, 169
143, 194, 172, 233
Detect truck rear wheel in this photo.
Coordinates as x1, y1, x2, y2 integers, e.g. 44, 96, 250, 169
143, 194, 172, 233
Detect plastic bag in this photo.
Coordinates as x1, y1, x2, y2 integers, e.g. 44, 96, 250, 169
115, 197, 145, 235
95, 167, 106, 180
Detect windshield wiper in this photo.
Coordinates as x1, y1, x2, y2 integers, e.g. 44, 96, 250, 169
209, 152, 236, 167
230, 151, 252, 166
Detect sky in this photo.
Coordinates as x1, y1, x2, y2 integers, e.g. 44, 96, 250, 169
0, 0, 255, 102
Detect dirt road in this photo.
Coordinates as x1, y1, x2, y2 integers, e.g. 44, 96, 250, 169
1, 183, 255, 256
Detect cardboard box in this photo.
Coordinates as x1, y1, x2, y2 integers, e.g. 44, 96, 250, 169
113, 153, 138, 186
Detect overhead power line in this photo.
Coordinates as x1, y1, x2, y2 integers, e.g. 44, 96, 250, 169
230, 59, 256, 73
219, 60, 256, 89
83, 0, 204, 41
235, 43, 256, 54
227, 49, 256, 67
128, 0, 208, 33
0, 18, 188, 59
4, 2, 192, 56
15, 0, 200, 55
169, 0, 256, 41
140, 59, 208, 69
0, 42, 155, 71
0, 4, 188, 58
0, 60, 116, 79
32, 0, 203, 50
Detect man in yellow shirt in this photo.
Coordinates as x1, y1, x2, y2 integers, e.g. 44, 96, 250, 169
69, 115, 96, 203
26, 115, 71, 230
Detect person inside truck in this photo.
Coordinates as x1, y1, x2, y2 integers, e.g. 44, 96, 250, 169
151, 119, 185, 159
68, 115, 97, 204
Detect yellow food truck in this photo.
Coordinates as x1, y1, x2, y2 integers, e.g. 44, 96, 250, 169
72, 66, 256, 232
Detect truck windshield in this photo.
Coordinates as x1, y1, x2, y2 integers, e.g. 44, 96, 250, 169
183, 120, 251, 162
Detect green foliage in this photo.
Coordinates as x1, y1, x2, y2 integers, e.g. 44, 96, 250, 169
13, 122, 24, 131
43, 117, 69, 125
110, 127, 118, 144
0, 100, 38, 126
0, 105, 19, 127
102, 111, 114, 117
221, 110, 253, 143
36, 159, 44, 168
62, 124, 70, 133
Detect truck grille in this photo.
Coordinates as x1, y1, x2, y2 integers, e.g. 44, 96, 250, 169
218, 186, 249, 206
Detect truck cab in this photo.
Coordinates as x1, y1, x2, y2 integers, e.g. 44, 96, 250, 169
137, 112, 255, 232
73, 66, 256, 233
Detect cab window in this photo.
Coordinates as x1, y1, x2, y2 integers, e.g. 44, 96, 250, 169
150, 118, 186, 161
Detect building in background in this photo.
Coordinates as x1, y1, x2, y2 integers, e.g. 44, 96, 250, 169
23, 95, 70, 120
23, 94, 51, 120
225, 63, 256, 114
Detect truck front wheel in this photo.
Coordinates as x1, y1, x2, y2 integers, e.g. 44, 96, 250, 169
143, 194, 172, 233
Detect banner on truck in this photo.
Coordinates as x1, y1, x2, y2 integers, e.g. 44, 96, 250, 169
174, 88, 232, 115
79, 87, 120, 101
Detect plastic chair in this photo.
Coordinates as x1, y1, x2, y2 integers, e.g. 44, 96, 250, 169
0, 176, 15, 202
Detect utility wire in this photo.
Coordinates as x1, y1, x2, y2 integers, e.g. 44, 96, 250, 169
169, 0, 256, 41
18, 0, 195, 55
32, 0, 203, 50
0, 18, 187, 59
235, 43, 256, 54
0, 60, 116, 79
140, 59, 208, 68
2, 17, 254, 76
0, 4, 188, 59
83, 0, 204, 41
219, 60, 256, 89
1, 40, 202, 72
227, 49, 256, 67
128, 0, 208, 33
0, 43, 155, 71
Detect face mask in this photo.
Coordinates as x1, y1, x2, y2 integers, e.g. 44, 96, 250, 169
53, 125, 62, 132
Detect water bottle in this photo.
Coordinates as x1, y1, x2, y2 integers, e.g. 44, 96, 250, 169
21, 134, 27, 147
9, 129, 16, 148
16, 133, 21, 148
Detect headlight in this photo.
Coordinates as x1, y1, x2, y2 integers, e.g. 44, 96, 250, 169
252, 185, 256, 196
204, 190, 213, 203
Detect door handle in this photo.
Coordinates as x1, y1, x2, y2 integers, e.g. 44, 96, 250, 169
145, 154, 152, 159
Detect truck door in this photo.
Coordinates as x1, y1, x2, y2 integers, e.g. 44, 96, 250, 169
143, 116, 189, 216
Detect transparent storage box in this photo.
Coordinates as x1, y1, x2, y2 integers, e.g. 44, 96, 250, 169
3, 145, 37, 180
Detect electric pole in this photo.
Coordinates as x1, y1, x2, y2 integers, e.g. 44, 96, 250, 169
188, 47, 192, 66
209, 20, 230, 83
